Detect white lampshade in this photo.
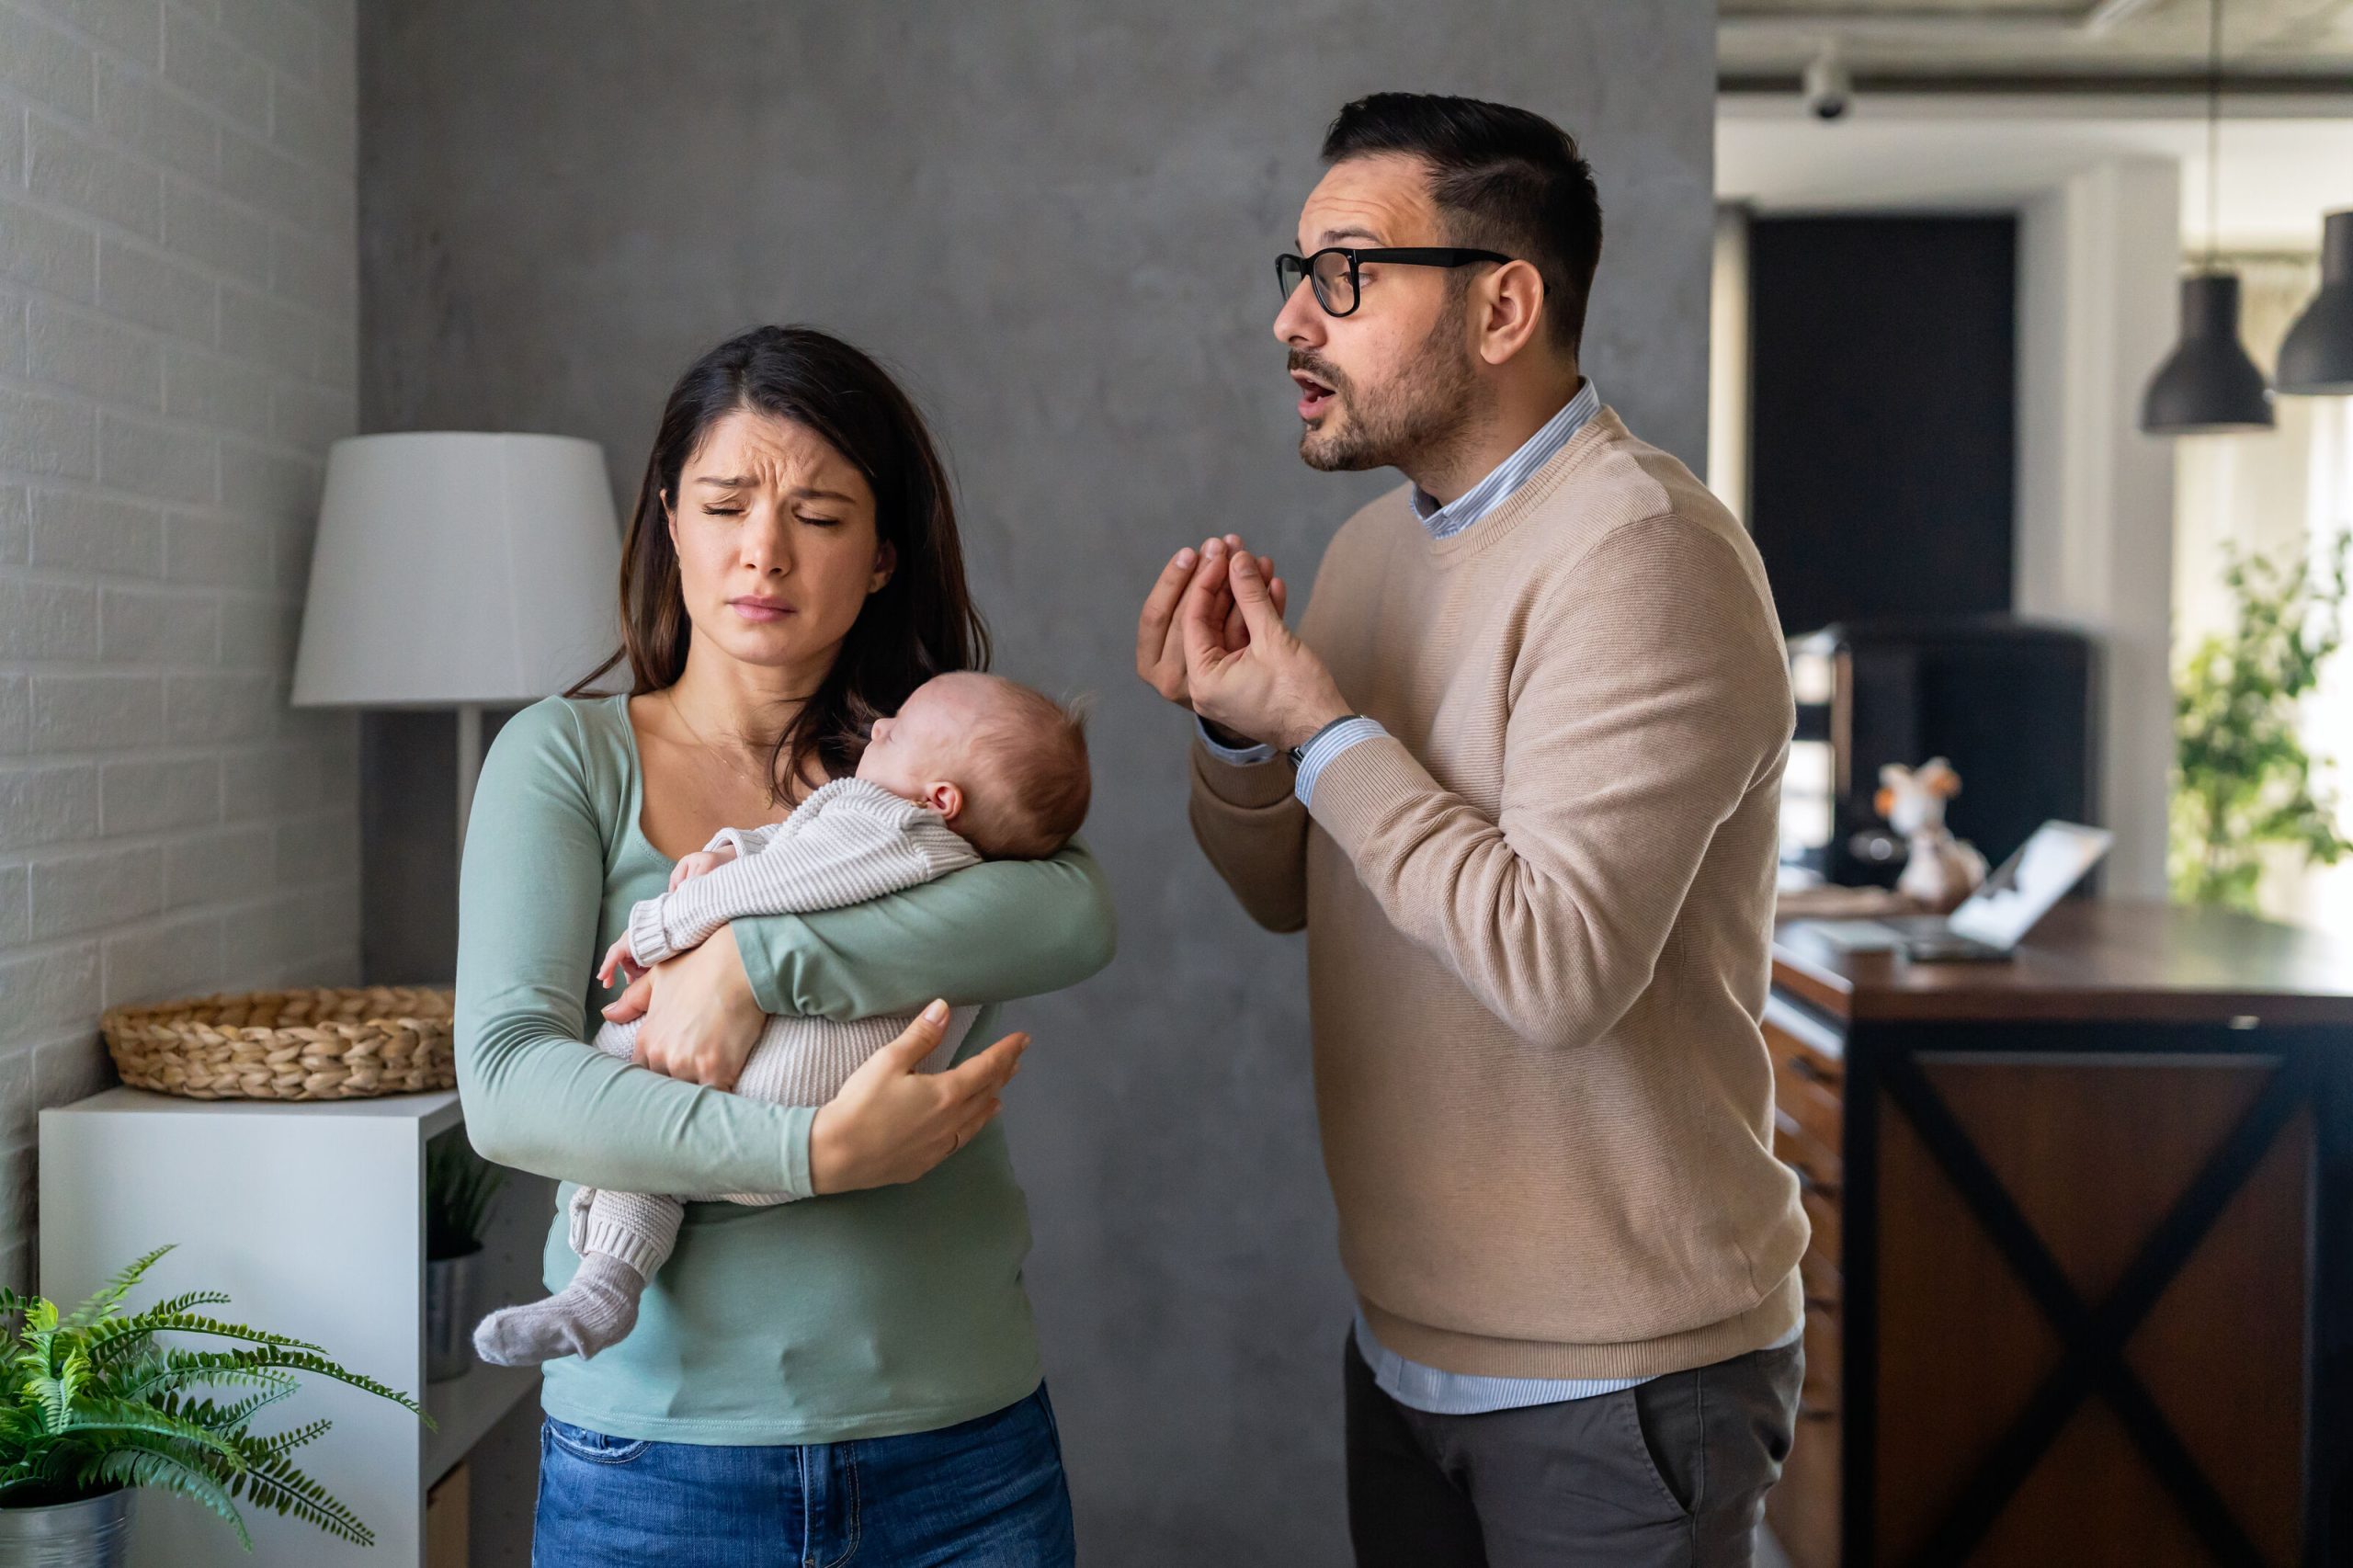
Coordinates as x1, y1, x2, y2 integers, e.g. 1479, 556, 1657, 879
292, 433, 623, 708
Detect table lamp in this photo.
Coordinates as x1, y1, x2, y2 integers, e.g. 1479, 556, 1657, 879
292, 433, 623, 845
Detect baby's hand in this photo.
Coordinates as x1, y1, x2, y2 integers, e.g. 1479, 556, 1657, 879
666, 846, 735, 892
597, 936, 645, 991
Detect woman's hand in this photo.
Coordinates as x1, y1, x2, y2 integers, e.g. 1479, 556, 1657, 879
602, 924, 766, 1090
809, 1001, 1029, 1194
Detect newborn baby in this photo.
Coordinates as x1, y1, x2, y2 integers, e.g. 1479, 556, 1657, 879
473, 671, 1090, 1368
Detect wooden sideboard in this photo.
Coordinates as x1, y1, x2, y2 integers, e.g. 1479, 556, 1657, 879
1763, 900, 2353, 1568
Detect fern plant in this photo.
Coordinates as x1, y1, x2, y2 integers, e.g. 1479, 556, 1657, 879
2171, 530, 2353, 910
0, 1245, 429, 1550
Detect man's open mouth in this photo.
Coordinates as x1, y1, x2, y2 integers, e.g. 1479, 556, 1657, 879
1292, 368, 1337, 421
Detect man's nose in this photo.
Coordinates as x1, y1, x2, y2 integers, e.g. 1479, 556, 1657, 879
1273, 277, 1324, 348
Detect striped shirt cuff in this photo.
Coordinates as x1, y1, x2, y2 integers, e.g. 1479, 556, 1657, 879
1294, 717, 1389, 809
1196, 715, 1276, 767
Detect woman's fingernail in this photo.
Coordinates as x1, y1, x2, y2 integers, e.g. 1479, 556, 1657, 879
923, 999, 949, 1024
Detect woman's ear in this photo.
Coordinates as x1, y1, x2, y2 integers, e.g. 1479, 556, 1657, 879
869, 540, 898, 596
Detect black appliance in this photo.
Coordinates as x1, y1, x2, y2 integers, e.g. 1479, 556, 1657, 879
1780, 618, 2096, 888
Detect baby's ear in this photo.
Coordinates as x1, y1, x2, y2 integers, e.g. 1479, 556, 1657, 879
928, 781, 963, 822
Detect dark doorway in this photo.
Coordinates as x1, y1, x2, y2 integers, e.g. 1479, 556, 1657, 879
1745, 215, 2018, 634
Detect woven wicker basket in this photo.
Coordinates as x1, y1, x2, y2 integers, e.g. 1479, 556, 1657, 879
99, 986, 456, 1101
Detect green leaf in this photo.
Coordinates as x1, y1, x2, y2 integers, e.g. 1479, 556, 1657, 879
223, 1440, 376, 1547
0, 1255, 428, 1552
61, 1246, 174, 1332
2174, 529, 2353, 909
75, 1443, 254, 1552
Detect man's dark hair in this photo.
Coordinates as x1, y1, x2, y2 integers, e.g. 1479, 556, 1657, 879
1321, 93, 1602, 357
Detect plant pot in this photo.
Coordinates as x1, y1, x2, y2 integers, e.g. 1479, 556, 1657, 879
0, 1487, 132, 1566
426, 1246, 483, 1382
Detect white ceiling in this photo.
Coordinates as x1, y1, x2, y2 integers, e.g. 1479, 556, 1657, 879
1720, 0, 2353, 82
1718, 96, 2353, 248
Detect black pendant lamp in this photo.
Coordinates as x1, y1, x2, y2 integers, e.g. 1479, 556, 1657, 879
2278, 210, 2353, 395
2139, 0, 2276, 436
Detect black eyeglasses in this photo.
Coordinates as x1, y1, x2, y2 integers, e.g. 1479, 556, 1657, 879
1275, 246, 1513, 318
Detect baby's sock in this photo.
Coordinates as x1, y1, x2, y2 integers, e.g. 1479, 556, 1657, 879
472, 1253, 646, 1367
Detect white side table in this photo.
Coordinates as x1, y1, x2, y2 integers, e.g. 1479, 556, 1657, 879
40, 1087, 540, 1567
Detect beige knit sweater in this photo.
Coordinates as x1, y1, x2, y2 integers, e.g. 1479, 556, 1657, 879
1190, 407, 1808, 1381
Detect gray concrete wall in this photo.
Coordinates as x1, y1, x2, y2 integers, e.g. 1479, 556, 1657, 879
359, 4, 1716, 1561
1, 0, 360, 1292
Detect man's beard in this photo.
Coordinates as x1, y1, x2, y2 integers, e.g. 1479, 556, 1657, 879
1296, 315, 1479, 476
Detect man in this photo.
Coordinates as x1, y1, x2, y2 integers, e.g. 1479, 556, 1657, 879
1135, 95, 1806, 1565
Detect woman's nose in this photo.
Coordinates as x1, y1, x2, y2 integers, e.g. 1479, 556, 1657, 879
741, 516, 793, 575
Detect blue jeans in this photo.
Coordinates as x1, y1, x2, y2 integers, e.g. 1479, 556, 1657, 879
533, 1384, 1075, 1567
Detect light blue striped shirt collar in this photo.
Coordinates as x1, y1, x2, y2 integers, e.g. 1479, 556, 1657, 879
1406, 377, 1600, 540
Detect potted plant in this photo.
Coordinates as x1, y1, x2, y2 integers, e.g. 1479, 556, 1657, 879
2171, 531, 2352, 910
0, 1245, 427, 1562
425, 1132, 505, 1382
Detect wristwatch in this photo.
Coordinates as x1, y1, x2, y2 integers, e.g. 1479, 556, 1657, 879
1287, 713, 1364, 768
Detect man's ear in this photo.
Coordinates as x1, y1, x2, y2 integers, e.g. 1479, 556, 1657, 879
1475, 259, 1549, 367
870, 540, 898, 596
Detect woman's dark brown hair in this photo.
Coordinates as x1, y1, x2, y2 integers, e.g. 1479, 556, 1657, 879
570, 324, 990, 799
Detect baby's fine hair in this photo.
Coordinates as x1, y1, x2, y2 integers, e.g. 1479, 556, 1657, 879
960, 677, 1092, 860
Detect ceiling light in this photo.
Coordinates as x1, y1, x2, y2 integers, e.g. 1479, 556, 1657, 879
2138, 0, 2275, 436
2278, 210, 2353, 396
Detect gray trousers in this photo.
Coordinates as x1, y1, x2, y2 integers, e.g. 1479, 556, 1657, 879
1344, 1334, 1803, 1568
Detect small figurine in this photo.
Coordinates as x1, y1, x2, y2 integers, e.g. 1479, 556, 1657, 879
1876, 758, 1989, 913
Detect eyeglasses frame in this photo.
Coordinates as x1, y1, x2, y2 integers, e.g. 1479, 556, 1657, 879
1274, 245, 1515, 318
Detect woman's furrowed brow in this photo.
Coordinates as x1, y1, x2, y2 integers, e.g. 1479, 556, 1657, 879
691, 477, 855, 504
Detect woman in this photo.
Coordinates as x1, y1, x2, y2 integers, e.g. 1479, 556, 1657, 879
455, 325, 1116, 1564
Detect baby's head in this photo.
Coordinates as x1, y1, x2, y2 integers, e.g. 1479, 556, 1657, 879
856, 672, 1091, 860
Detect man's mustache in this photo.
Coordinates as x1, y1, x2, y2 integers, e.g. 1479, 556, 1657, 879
1288, 351, 1347, 396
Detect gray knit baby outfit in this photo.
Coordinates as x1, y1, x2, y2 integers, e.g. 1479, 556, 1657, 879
472, 778, 980, 1367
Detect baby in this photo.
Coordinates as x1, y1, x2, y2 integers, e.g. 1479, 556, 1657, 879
472, 671, 1090, 1368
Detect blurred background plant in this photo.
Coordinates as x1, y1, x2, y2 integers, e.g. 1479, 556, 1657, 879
425, 1135, 504, 1263
2171, 530, 2352, 910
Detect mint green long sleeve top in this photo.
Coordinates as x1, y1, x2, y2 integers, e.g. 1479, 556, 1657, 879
454, 695, 1118, 1444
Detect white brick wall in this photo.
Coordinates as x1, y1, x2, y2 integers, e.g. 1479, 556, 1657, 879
0, 0, 359, 1292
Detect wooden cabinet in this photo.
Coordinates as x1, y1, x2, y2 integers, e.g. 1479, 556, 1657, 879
1765, 1000, 1847, 1568
1761, 901, 2353, 1568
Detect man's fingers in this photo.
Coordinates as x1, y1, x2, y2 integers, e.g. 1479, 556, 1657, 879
1178, 547, 1235, 675
1227, 548, 1285, 640
1136, 548, 1197, 671
1271, 576, 1289, 618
